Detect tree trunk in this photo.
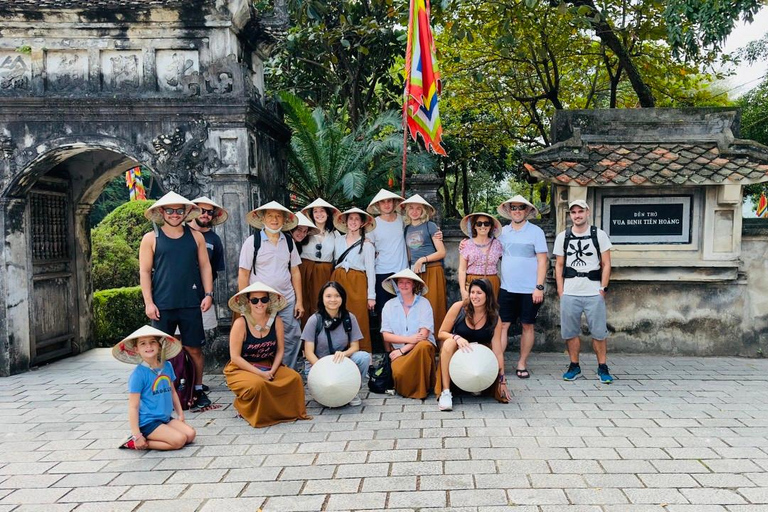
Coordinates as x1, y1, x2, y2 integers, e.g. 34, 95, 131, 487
568, 0, 655, 107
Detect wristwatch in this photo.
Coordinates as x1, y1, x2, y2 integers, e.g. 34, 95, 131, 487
205, 291, 214, 298
599, 287, 608, 293
535, 284, 544, 291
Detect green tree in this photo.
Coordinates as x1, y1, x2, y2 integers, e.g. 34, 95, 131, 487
91, 200, 154, 291
267, 0, 408, 127
738, 78, 768, 210
279, 91, 435, 209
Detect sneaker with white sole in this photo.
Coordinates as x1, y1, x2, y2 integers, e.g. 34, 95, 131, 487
438, 390, 453, 411
348, 394, 362, 406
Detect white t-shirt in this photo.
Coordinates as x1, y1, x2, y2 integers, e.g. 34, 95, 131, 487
368, 213, 409, 274
238, 231, 302, 302
553, 226, 612, 296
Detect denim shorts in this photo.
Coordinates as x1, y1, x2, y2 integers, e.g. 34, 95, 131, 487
560, 294, 608, 340
140, 418, 170, 438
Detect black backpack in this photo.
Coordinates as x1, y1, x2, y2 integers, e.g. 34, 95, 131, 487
251, 230, 295, 275
368, 355, 394, 394
169, 350, 198, 411
563, 225, 602, 281
313, 312, 353, 353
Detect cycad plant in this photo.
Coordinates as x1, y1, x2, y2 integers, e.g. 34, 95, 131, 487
278, 91, 434, 209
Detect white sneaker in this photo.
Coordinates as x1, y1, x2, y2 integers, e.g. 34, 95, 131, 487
438, 390, 453, 411
348, 394, 362, 406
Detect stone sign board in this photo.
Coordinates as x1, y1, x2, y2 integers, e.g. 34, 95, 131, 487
0, 52, 31, 91
100, 51, 143, 91
45, 51, 89, 92
601, 195, 693, 244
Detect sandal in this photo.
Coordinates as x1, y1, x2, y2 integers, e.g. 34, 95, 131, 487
515, 368, 530, 379
119, 437, 137, 450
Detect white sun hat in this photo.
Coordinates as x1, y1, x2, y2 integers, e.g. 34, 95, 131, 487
459, 212, 502, 238
366, 189, 405, 215
333, 207, 377, 234
144, 191, 201, 225
245, 201, 299, 231
497, 195, 539, 220
191, 196, 229, 226
111, 325, 182, 365
307, 355, 362, 408
295, 211, 321, 237
399, 194, 436, 218
228, 282, 288, 327
382, 268, 429, 296
300, 198, 341, 219
449, 343, 498, 393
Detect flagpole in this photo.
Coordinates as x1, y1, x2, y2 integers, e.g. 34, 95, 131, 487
401, 0, 416, 198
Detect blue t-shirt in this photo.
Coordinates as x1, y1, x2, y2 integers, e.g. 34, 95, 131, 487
128, 361, 176, 427
498, 221, 548, 294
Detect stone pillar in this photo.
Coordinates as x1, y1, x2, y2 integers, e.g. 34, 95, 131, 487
407, 173, 444, 226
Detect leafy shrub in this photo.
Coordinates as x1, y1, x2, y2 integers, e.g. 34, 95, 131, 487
92, 286, 146, 347
91, 200, 154, 291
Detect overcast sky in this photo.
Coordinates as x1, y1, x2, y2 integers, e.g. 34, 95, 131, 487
721, 7, 768, 98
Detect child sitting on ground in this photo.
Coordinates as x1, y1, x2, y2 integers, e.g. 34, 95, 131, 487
113, 325, 196, 450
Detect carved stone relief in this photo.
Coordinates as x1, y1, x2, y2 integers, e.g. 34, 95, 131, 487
156, 50, 199, 96
45, 51, 89, 92
151, 120, 221, 199
203, 54, 241, 95
0, 53, 31, 91
100, 51, 142, 91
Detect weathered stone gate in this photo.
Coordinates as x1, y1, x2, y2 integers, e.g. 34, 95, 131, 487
0, 0, 290, 375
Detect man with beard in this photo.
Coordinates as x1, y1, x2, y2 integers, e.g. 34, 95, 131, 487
139, 192, 214, 408
496, 195, 548, 380
190, 196, 227, 334
554, 200, 614, 383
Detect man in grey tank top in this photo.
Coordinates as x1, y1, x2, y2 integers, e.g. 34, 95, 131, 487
139, 192, 215, 408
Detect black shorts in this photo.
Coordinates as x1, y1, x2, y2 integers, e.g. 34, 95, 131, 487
498, 289, 541, 325
153, 307, 205, 347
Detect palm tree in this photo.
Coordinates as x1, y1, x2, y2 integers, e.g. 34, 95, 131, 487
278, 91, 435, 209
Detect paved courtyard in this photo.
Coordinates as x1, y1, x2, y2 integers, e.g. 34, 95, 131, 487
2, 349, 768, 511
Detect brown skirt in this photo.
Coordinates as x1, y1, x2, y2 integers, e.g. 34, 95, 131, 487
391, 341, 436, 399
418, 262, 447, 337
466, 274, 501, 299
329, 268, 371, 352
224, 360, 310, 428
434, 343, 508, 403
300, 260, 333, 326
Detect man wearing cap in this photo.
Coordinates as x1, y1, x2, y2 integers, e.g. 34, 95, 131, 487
190, 197, 227, 334
139, 192, 215, 409
554, 200, 614, 383
497, 195, 549, 380
237, 201, 304, 371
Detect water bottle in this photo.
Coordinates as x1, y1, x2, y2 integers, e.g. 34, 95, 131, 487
178, 378, 186, 392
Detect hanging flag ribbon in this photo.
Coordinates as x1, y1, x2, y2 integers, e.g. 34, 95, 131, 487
757, 191, 768, 218
403, 0, 446, 157
125, 166, 146, 201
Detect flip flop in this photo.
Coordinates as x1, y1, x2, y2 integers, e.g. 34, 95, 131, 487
515, 368, 530, 379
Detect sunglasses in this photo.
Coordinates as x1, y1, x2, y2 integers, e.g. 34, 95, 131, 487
249, 296, 270, 304
506, 205, 528, 212
315, 243, 322, 259
163, 207, 186, 216
475, 221, 492, 227
199, 207, 216, 215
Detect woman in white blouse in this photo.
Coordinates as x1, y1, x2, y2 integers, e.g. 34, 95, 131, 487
300, 198, 340, 325
330, 207, 376, 353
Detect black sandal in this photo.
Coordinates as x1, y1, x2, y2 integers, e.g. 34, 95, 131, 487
516, 368, 530, 379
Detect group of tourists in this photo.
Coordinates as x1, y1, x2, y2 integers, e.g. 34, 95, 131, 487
113, 188, 613, 450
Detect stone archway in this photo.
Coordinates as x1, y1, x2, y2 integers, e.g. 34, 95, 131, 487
1, 139, 150, 372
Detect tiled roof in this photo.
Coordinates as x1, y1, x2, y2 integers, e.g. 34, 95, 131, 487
524, 142, 768, 186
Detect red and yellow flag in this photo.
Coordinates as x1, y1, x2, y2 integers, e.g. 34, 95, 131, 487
757, 192, 768, 218
404, 0, 446, 156
126, 166, 146, 201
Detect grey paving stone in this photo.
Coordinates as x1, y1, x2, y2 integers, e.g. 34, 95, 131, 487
638, 473, 700, 488
198, 498, 266, 512
301, 478, 360, 494
530, 474, 586, 488
389, 490, 446, 508
118, 484, 187, 501
680, 488, 747, 505
506, 489, 568, 505
566, 488, 629, 504
134, 499, 204, 511
623, 488, 690, 504
420, 474, 473, 490
325, 491, 386, 510
279, 464, 336, 481
336, 463, 389, 478
73, 501, 141, 511
0, 487, 71, 504
450, 488, 508, 506
361, 476, 416, 492
392, 461, 444, 476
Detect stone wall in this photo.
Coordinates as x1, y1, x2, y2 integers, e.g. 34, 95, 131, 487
439, 217, 768, 357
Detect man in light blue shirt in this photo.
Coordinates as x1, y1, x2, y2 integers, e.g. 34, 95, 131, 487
496, 195, 549, 380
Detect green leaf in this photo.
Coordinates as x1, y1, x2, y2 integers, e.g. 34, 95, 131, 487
341, 38, 351, 48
